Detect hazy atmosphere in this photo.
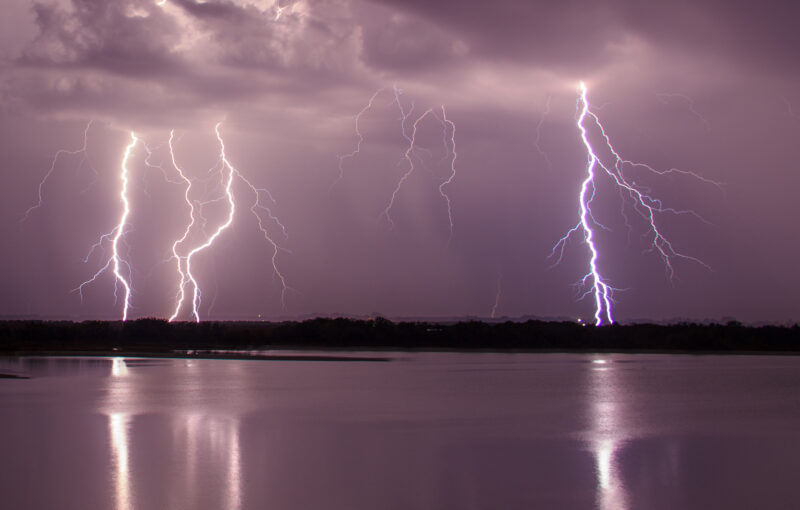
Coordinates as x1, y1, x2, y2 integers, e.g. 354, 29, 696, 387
2, 0, 799, 323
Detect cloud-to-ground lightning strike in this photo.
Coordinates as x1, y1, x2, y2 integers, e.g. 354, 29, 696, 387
74, 132, 140, 321
550, 82, 718, 325
21, 120, 95, 224
180, 124, 237, 322
169, 123, 292, 322
167, 130, 200, 322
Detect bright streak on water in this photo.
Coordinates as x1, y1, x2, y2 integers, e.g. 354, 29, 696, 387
589, 359, 629, 510
2, 353, 800, 509
110, 413, 132, 510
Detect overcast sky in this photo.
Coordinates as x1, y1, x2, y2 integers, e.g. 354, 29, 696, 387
1, 0, 799, 323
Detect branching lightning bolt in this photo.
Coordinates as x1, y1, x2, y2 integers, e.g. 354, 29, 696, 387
22, 120, 94, 224
74, 132, 139, 321
182, 123, 237, 322
331, 87, 385, 191
170, 123, 292, 321
439, 106, 457, 240
380, 108, 435, 229
550, 82, 719, 325
167, 130, 200, 322
335, 86, 459, 237
381, 100, 458, 234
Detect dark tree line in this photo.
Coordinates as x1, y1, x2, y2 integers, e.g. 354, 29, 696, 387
0, 318, 799, 354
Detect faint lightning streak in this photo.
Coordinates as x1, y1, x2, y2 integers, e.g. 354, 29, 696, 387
236, 172, 293, 311
655, 92, 711, 130
534, 95, 552, 171
331, 88, 385, 191
22, 120, 93, 224
380, 108, 435, 229
439, 105, 457, 240
490, 273, 502, 319
184, 123, 236, 321
783, 97, 800, 120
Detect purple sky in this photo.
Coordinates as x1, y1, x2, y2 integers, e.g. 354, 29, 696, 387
1, 0, 799, 323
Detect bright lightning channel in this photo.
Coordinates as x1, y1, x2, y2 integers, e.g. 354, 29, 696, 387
73, 132, 139, 321
550, 82, 718, 325
167, 130, 200, 322
170, 123, 291, 322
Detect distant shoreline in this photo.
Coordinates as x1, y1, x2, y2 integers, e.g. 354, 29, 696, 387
1, 318, 798, 355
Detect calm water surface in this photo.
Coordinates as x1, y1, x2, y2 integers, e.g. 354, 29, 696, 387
1, 352, 800, 509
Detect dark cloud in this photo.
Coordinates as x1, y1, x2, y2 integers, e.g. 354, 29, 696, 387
0, 0, 798, 323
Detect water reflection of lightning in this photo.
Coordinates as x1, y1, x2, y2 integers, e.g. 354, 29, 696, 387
21, 120, 94, 224
551, 82, 718, 325
589, 358, 630, 510
73, 132, 139, 321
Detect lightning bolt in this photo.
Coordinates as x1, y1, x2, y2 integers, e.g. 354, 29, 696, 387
380, 108, 435, 229
335, 86, 459, 237
490, 272, 502, 319
380, 104, 458, 235
439, 106, 457, 240
171, 123, 291, 321
167, 130, 200, 322
73, 132, 139, 321
550, 82, 719, 325
178, 124, 236, 321
21, 120, 94, 224
331, 87, 385, 191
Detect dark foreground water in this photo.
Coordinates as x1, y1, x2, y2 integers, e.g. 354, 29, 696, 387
1, 353, 800, 510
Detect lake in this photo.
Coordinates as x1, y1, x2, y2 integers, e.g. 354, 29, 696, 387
1, 352, 799, 509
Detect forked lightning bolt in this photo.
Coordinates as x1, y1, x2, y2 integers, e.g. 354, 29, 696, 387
550, 82, 719, 325
22, 120, 95, 224
336, 87, 458, 237
167, 130, 200, 322
331, 87, 385, 191
170, 123, 291, 322
74, 132, 139, 321
439, 106, 457, 239
381, 102, 458, 236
